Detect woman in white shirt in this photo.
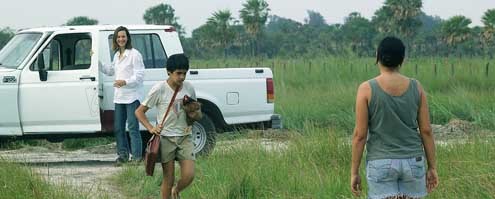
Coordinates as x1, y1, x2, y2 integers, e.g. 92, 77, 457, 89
101, 26, 145, 165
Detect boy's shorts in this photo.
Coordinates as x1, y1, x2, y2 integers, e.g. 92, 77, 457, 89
366, 156, 427, 199
159, 134, 195, 163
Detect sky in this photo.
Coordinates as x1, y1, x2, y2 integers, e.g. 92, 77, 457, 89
1, 0, 494, 36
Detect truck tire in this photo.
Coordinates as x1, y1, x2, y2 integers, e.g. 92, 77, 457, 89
0, 138, 6, 148
0, 137, 15, 148
192, 113, 216, 156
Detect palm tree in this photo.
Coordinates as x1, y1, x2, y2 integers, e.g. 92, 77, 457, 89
372, 6, 395, 35
143, 4, 184, 35
482, 9, 495, 58
381, 0, 423, 49
0, 28, 14, 50
239, 0, 270, 56
342, 12, 375, 56
207, 10, 236, 57
190, 24, 218, 58
305, 10, 327, 28
65, 16, 98, 26
441, 15, 472, 56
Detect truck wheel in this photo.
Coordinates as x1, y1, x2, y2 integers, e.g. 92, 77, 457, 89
192, 113, 216, 156
0, 138, 7, 148
0, 137, 15, 148
47, 137, 64, 143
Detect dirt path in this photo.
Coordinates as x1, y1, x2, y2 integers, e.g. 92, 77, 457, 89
0, 134, 288, 199
0, 144, 124, 199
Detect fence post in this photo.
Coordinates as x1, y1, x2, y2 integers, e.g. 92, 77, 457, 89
434, 64, 437, 76
486, 62, 490, 77
308, 61, 312, 73
450, 63, 455, 76
415, 64, 418, 76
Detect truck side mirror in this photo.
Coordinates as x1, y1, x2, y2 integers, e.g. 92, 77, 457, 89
37, 53, 47, 81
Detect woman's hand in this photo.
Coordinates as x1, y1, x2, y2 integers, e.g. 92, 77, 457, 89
351, 173, 362, 196
113, 80, 126, 88
427, 168, 439, 193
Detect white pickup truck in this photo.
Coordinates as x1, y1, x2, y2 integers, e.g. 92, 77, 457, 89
0, 25, 281, 155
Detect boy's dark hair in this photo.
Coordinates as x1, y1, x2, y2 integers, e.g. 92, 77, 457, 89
166, 54, 190, 72
112, 26, 132, 52
376, 36, 405, 68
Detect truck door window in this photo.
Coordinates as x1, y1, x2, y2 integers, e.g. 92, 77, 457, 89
150, 34, 167, 68
31, 40, 61, 71
31, 33, 91, 71
74, 39, 91, 66
108, 33, 167, 68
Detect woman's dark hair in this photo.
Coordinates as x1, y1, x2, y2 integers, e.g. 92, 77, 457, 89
376, 36, 405, 68
112, 26, 132, 52
166, 54, 190, 72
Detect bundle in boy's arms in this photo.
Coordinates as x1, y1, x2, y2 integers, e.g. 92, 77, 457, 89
182, 95, 203, 125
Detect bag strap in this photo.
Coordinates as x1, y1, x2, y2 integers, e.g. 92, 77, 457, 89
159, 85, 180, 126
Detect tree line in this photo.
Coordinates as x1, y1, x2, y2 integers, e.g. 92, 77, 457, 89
1, 0, 494, 59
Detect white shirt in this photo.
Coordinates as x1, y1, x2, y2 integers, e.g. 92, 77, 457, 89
142, 81, 197, 136
101, 48, 145, 104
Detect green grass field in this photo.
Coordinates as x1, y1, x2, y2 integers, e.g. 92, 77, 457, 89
2, 57, 494, 198
110, 57, 495, 198
191, 57, 495, 131
114, 127, 495, 198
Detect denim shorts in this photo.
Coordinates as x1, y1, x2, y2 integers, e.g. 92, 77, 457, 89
366, 157, 427, 199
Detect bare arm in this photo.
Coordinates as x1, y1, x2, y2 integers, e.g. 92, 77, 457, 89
135, 105, 161, 135
351, 82, 370, 196
417, 82, 438, 192
417, 82, 436, 169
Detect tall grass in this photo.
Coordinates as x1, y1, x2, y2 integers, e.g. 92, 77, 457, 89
191, 57, 495, 131
0, 160, 94, 199
111, 57, 495, 198
114, 126, 495, 198
431, 138, 495, 198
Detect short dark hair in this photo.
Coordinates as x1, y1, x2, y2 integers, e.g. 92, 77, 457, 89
166, 54, 190, 72
112, 26, 132, 52
376, 36, 405, 68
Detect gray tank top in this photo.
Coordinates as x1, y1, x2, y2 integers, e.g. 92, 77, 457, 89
366, 78, 424, 160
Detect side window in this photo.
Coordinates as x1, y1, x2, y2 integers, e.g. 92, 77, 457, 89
151, 34, 167, 68
74, 39, 91, 66
31, 40, 61, 71
31, 33, 91, 71
132, 34, 153, 67
108, 33, 167, 68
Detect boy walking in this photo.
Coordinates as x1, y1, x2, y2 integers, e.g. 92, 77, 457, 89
135, 54, 196, 199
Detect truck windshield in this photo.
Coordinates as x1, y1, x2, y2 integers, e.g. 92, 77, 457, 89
0, 33, 42, 69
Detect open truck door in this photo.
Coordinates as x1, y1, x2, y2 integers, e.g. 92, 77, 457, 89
18, 30, 101, 133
